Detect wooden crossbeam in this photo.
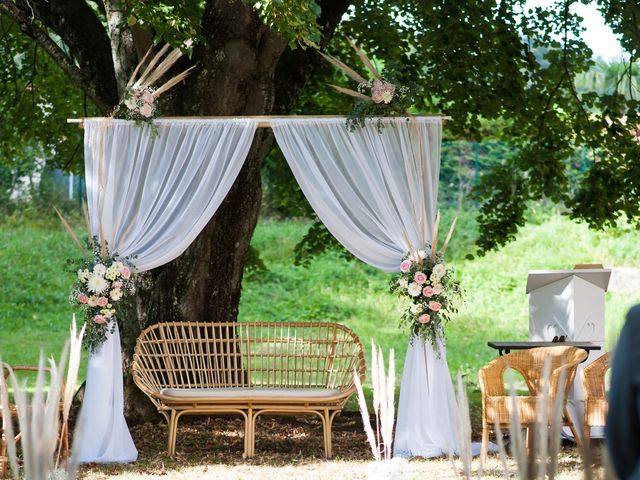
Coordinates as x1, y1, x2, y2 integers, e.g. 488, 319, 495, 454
66, 114, 450, 129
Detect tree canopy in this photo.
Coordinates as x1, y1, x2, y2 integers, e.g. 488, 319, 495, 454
1, 0, 637, 255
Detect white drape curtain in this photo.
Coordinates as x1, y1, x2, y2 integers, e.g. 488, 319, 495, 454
272, 117, 458, 458
271, 117, 441, 272
77, 118, 258, 463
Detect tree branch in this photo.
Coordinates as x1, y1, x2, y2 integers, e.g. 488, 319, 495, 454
272, 0, 352, 114
0, 0, 118, 112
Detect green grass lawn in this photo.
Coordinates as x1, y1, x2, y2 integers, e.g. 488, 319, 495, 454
1, 209, 639, 408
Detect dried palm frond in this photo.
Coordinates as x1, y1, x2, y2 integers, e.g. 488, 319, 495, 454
349, 39, 382, 80
153, 65, 196, 97
319, 51, 368, 84
54, 207, 89, 258
138, 46, 188, 91
329, 84, 372, 101
430, 210, 441, 260
441, 216, 458, 255
99, 222, 108, 261
130, 44, 171, 90
127, 40, 194, 98
125, 45, 157, 90
81, 200, 94, 249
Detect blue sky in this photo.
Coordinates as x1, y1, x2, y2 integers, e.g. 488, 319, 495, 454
525, 0, 625, 60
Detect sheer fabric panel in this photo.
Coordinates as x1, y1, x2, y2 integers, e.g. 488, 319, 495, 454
271, 117, 441, 272
79, 118, 258, 463
273, 117, 456, 458
84, 118, 258, 271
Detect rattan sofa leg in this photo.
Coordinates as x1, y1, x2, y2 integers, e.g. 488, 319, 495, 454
167, 410, 178, 456
244, 409, 253, 458
321, 410, 331, 459
247, 410, 256, 458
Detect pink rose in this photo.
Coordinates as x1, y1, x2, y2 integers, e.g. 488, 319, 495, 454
142, 91, 154, 104
77, 293, 88, 304
422, 286, 434, 297
428, 301, 442, 312
97, 297, 108, 307
418, 314, 431, 324
120, 267, 131, 279
400, 260, 412, 273
414, 271, 427, 285
139, 103, 153, 118
112, 281, 123, 289
94, 315, 106, 325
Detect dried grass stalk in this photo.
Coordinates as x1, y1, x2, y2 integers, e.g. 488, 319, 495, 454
133, 44, 171, 89
441, 216, 458, 254
353, 367, 380, 461
452, 373, 472, 479
430, 211, 441, 259
81, 200, 94, 249
379, 347, 395, 461
0, 319, 85, 479
319, 51, 368, 84
153, 65, 196, 97
349, 39, 382, 80
54, 207, 88, 258
328, 84, 372, 101
353, 340, 396, 462
126, 45, 160, 90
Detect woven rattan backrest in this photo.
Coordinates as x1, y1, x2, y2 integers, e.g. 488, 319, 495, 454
133, 321, 366, 390
582, 352, 610, 399
479, 346, 587, 396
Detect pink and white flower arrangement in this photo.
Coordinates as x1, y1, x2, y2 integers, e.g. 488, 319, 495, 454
70, 246, 136, 351
389, 216, 461, 351
118, 86, 157, 123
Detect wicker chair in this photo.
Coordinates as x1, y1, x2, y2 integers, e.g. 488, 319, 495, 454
478, 346, 587, 463
581, 352, 610, 445
0, 364, 70, 476
132, 321, 366, 458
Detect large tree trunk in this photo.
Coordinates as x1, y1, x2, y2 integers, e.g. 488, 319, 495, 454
119, 0, 351, 422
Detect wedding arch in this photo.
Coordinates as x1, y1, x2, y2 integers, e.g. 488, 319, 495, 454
67, 115, 456, 462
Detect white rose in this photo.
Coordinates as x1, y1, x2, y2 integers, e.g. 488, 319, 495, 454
432, 283, 444, 295
110, 289, 123, 301
432, 264, 446, 278
407, 282, 422, 297
113, 261, 125, 271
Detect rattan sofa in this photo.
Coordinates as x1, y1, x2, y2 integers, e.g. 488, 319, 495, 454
132, 321, 366, 458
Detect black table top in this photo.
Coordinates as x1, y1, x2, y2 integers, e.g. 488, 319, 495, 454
488, 340, 602, 356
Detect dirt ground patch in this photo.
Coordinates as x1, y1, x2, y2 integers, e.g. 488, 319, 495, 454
77, 414, 607, 479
